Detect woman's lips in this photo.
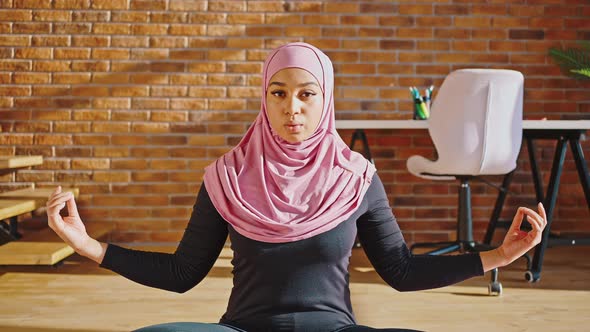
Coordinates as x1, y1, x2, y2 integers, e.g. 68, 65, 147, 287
285, 123, 303, 133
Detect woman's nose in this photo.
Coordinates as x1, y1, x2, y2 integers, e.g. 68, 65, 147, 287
285, 98, 301, 116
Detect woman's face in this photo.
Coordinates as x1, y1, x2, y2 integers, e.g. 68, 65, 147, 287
266, 68, 324, 143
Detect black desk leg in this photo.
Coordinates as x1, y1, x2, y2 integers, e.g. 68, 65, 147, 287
527, 137, 568, 282
527, 137, 545, 203
569, 138, 590, 208
349, 129, 374, 164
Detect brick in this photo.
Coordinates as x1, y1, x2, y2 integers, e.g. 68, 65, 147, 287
13, 22, 51, 34
304, 15, 339, 25
208, 24, 245, 36
34, 134, 73, 145
226, 38, 264, 49
55, 147, 92, 157
128, 24, 166, 36
227, 62, 263, 73
71, 95, 113, 112
131, 49, 168, 59
265, 13, 301, 24
323, 27, 357, 37
398, 28, 433, 39
342, 40, 378, 50
54, 0, 90, 9
189, 37, 227, 48
208, 1, 246, 11
14, 47, 51, 59
111, 11, 149, 22
168, 24, 207, 36
14, 122, 50, 132
72, 11, 110, 22
90, 72, 128, 84
92, 49, 130, 60
91, 0, 127, 10
380, 40, 415, 50
0, 60, 30, 71
149, 36, 187, 48
189, 13, 227, 24
285, 26, 320, 37
435, 29, 471, 39
169, 98, 207, 110
0, 110, 31, 120
0, 134, 33, 144
54, 48, 91, 59
111, 36, 150, 47
228, 13, 264, 24
54, 22, 93, 34
92, 23, 130, 34
72, 110, 109, 121
32, 10, 71, 21
323, 2, 357, 12
151, 12, 187, 23
93, 171, 130, 182
397, 4, 432, 15
472, 4, 507, 15
53, 73, 92, 84
72, 36, 109, 47
188, 87, 226, 98
363, 3, 399, 13
509, 29, 545, 40
31, 110, 71, 120
111, 110, 149, 121
208, 99, 245, 110
151, 86, 188, 97
169, 0, 207, 11
188, 62, 225, 73
130, 0, 166, 10
111, 86, 149, 97
0, 9, 31, 21
150, 111, 187, 122
246, 25, 282, 36
205, 74, 243, 85
33, 61, 72, 72
14, 0, 50, 8
435, 4, 470, 15
493, 17, 529, 28
132, 73, 169, 84
72, 158, 110, 170
0, 86, 30, 96
70, 86, 109, 97
92, 122, 130, 133
0, 36, 29, 47
247, 1, 284, 12
132, 98, 168, 109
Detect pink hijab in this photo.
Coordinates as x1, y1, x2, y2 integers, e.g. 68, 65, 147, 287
203, 42, 376, 243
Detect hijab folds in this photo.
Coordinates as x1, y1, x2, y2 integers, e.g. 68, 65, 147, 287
203, 42, 376, 243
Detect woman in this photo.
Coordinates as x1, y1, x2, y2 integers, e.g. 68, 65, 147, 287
46, 42, 546, 332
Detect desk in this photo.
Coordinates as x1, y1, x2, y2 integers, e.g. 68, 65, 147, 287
336, 120, 590, 282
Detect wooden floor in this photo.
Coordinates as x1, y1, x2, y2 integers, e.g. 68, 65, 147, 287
0, 245, 589, 332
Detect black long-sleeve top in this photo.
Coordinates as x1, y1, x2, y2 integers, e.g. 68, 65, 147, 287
100, 174, 483, 331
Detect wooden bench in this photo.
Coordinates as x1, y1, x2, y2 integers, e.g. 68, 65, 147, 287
0, 187, 79, 210
0, 155, 43, 170
0, 199, 37, 241
0, 222, 113, 265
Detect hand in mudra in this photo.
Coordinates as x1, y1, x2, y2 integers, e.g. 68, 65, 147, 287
498, 202, 547, 265
46, 186, 89, 251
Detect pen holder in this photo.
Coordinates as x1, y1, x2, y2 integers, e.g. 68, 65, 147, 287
413, 96, 430, 120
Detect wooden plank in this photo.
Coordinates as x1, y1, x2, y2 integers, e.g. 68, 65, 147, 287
0, 155, 43, 169
0, 187, 79, 209
0, 199, 36, 221
25, 222, 113, 242
0, 242, 74, 265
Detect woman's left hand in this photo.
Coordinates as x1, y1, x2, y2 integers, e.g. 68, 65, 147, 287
497, 202, 547, 266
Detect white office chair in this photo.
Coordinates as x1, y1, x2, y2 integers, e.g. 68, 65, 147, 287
407, 69, 524, 295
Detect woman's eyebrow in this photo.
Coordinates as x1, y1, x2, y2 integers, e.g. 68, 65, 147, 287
268, 81, 319, 88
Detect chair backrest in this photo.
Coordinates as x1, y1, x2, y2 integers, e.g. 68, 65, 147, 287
428, 69, 523, 175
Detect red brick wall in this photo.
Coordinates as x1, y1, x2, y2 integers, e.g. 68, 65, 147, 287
0, 0, 588, 244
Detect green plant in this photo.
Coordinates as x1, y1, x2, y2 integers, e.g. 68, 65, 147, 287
548, 40, 590, 79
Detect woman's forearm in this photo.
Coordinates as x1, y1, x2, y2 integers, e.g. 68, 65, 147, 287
479, 248, 509, 272
79, 237, 108, 264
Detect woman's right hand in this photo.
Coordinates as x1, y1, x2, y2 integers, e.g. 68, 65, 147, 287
46, 186, 91, 253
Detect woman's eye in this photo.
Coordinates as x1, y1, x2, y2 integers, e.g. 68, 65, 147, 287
301, 92, 316, 98
271, 91, 285, 97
